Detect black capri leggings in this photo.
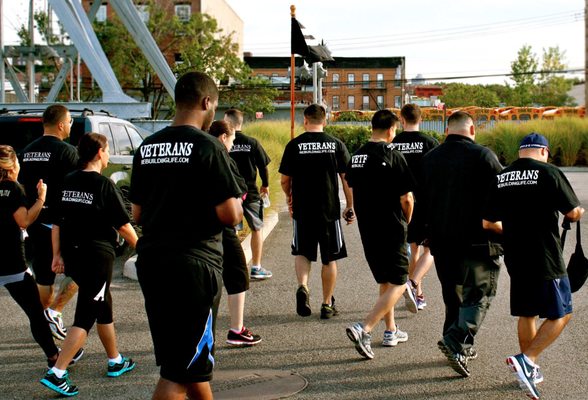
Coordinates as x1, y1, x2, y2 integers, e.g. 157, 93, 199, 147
221, 227, 250, 295
5, 272, 59, 358
64, 244, 114, 332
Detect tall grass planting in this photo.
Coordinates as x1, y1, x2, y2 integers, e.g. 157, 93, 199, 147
477, 118, 588, 166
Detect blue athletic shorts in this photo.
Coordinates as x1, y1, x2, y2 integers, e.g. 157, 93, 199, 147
510, 276, 572, 320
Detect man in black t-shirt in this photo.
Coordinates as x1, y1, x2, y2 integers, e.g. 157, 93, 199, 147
224, 108, 273, 280
19, 104, 79, 341
345, 110, 415, 360
483, 133, 584, 399
279, 104, 353, 320
130, 72, 242, 399
422, 111, 503, 377
393, 104, 439, 311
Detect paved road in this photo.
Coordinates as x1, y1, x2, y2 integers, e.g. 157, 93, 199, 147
1, 171, 587, 399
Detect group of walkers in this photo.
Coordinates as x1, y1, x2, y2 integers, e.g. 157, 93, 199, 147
0, 70, 584, 400
278, 100, 583, 400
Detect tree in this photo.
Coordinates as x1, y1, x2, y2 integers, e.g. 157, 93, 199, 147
510, 45, 538, 106
441, 83, 500, 108
94, 0, 276, 118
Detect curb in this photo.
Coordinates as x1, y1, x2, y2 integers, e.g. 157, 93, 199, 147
123, 211, 281, 280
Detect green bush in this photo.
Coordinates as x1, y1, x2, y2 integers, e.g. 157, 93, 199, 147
325, 125, 371, 153
477, 118, 588, 166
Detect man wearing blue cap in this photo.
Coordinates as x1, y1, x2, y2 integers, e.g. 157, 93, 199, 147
483, 132, 584, 400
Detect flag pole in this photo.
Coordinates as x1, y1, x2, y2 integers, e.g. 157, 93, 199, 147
290, 5, 296, 139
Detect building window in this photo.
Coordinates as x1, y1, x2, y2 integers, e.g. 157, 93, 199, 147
332, 95, 340, 111
376, 73, 384, 88
362, 73, 369, 89
362, 95, 370, 110
96, 4, 107, 22
394, 96, 401, 108
136, 5, 149, 23
394, 69, 401, 88
347, 95, 355, 109
332, 73, 339, 88
377, 95, 384, 108
347, 73, 355, 88
175, 4, 191, 21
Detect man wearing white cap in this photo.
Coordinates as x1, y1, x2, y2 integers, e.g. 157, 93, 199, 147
483, 132, 584, 400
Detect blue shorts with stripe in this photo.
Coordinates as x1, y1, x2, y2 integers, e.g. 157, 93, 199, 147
510, 275, 572, 320
291, 218, 347, 265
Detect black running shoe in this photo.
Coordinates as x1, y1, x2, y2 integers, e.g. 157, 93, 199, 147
296, 286, 311, 317
107, 355, 136, 377
437, 340, 470, 377
40, 370, 79, 397
226, 326, 262, 346
47, 347, 85, 368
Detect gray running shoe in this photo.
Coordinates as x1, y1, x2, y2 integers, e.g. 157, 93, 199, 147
346, 323, 374, 360
382, 327, 409, 347
464, 347, 478, 361
403, 280, 418, 314
44, 309, 67, 340
506, 353, 540, 400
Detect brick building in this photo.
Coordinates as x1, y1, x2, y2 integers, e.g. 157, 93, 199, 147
245, 56, 405, 112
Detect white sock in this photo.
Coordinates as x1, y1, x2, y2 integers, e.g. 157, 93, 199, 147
251, 265, 261, 269
522, 353, 537, 367
230, 327, 244, 334
51, 367, 66, 379
47, 308, 60, 317
109, 354, 123, 364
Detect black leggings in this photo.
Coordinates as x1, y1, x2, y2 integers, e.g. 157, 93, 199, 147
64, 245, 114, 332
5, 273, 59, 358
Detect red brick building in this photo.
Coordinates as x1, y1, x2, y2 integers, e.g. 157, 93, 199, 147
245, 56, 405, 112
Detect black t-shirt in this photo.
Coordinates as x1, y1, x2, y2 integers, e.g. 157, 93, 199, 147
0, 180, 27, 275
422, 135, 503, 256
130, 125, 242, 268
484, 158, 580, 280
392, 131, 439, 193
229, 132, 271, 201
345, 141, 415, 241
55, 170, 130, 253
279, 131, 350, 222
18, 135, 79, 224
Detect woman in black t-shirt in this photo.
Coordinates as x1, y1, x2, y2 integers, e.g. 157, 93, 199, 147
0, 145, 61, 366
40, 134, 139, 397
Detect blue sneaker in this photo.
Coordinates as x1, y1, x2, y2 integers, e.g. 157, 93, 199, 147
40, 370, 79, 397
506, 353, 540, 399
107, 356, 136, 377
251, 265, 272, 280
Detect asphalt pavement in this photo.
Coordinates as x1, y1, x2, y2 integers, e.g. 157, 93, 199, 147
1, 170, 587, 399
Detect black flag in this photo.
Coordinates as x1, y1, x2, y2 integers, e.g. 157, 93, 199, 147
291, 17, 310, 57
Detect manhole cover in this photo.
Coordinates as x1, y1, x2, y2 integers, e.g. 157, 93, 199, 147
212, 369, 307, 399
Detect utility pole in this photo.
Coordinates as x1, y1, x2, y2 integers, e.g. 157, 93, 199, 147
0, 0, 5, 103
27, 0, 35, 102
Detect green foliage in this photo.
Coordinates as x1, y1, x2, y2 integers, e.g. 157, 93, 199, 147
220, 76, 278, 118
325, 125, 371, 153
94, 0, 274, 118
442, 83, 500, 108
335, 111, 371, 122
477, 118, 588, 166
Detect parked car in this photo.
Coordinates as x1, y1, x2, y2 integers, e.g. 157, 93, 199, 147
0, 108, 150, 254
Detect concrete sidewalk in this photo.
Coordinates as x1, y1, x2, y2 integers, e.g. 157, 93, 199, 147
1, 171, 587, 399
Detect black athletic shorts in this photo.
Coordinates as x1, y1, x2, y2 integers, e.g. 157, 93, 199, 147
222, 227, 249, 295
136, 249, 222, 383
291, 218, 347, 265
359, 227, 409, 285
64, 243, 114, 332
510, 275, 572, 319
27, 223, 56, 286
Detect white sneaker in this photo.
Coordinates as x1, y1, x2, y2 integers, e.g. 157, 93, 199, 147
383, 327, 408, 347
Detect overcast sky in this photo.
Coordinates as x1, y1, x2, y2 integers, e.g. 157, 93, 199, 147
2, 0, 584, 85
